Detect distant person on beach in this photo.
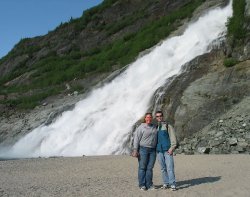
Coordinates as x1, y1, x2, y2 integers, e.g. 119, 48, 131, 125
132, 112, 157, 191
155, 110, 177, 191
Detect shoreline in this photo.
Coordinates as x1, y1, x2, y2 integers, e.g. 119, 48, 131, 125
1, 152, 249, 161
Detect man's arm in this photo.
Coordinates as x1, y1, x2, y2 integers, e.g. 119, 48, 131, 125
168, 124, 177, 154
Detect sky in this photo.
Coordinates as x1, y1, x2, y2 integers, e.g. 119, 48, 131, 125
0, 0, 103, 59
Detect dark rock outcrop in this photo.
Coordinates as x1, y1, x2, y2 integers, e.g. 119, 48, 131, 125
175, 97, 250, 154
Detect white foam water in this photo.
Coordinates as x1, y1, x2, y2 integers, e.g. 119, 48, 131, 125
1, 1, 232, 158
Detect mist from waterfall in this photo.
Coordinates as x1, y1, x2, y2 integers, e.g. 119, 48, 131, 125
0, 2, 232, 158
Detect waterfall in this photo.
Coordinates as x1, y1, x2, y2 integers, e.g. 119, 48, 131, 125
0, 1, 232, 158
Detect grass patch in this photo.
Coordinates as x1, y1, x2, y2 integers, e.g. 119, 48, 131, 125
223, 57, 239, 67
0, 87, 62, 109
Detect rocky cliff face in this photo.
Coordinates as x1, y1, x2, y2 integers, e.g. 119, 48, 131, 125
176, 96, 250, 154
0, 0, 249, 154
161, 48, 250, 154
159, 0, 250, 154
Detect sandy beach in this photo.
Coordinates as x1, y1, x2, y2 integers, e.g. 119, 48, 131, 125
0, 154, 250, 197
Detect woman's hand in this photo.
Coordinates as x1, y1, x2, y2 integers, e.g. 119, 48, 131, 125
131, 150, 139, 158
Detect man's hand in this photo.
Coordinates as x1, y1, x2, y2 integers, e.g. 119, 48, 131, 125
167, 149, 173, 155
131, 150, 139, 158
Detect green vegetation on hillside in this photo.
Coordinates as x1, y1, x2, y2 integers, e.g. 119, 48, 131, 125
224, 0, 247, 67
0, 0, 204, 109
227, 0, 246, 41
0, 88, 62, 109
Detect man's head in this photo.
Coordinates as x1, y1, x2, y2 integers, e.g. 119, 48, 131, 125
155, 111, 163, 122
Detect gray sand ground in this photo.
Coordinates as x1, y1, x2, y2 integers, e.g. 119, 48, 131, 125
0, 155, 250, 197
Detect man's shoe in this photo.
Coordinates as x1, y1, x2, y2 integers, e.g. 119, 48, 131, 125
161, 184, 169, 189
170, 185, 177, 191
140, 186, 147, 191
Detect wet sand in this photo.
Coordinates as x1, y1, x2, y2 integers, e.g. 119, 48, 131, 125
0, 154, 250, 197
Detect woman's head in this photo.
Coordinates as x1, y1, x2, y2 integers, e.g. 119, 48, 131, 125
144, 112, 153, 124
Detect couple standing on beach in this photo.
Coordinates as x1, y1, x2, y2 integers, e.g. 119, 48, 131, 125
132, 111, 177, 191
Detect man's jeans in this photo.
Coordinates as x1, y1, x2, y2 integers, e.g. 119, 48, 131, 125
138, 146, 156, 188
157, 151, 176, 186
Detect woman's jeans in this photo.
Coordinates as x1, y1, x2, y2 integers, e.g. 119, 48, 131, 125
138, 146, 156, 188
157, 151, 176, 186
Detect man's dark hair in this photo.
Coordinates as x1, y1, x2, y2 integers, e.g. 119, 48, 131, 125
155, 111, 163, 116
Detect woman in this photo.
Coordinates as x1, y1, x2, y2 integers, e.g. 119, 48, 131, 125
132, 112, 157, 191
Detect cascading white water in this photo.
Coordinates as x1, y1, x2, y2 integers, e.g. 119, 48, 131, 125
1, 2, 232, 158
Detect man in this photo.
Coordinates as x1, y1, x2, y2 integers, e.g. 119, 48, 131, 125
155, 111, 177, 191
